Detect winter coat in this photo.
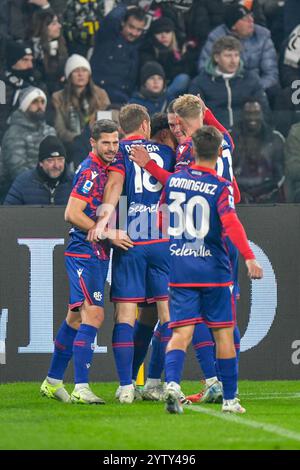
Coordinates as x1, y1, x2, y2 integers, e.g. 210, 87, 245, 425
72, 123, 92, 169
198, 23, 279, 90
129, 89, 169, 116
189, 60, 270, 130
90, 4, 145, 104
285, 122, 300, 202
284, 0, 300, 38
1, 109, 56, 184
185, 0, 224, 50
4, 167, 73, 205
52, 85, 110, 145
232, 121, 285, 203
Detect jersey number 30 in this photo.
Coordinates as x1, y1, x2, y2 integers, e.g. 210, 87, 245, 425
168, 191, 210, 238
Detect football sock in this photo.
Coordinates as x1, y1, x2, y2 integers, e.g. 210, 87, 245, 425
192, 322, 217, 380
217, 357, 238, 400
147, 322, 163, 379
112, 323, 134, 386
165, 349, 186, 384
48, 320, 77, 380
132, 321, 154, 381
234, 325, 241, 363
73, 324, 97, 384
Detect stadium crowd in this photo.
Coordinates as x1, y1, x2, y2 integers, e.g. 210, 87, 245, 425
0, 0, 300, 204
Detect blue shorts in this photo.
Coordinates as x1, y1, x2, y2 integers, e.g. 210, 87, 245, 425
111, 241, 170, 303
169, 285, 236, 329
65, 254, 109, 310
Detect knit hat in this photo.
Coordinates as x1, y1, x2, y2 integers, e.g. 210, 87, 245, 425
150, 17, 175, 35
224, 4, 251, 30
19, 87, 47, 112
6, 40, 33, 68
64, 54, 91, 80
38, 135, 66, 162
140, 61, 165, 85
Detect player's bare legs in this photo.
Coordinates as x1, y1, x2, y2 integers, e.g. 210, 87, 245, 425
211, 326, 245, 413
113, 303, 138, 403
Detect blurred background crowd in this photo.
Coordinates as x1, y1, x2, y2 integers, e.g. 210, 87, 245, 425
0, 0, 300, 205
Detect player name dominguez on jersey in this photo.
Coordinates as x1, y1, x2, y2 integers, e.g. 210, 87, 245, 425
169, 177, 218, 195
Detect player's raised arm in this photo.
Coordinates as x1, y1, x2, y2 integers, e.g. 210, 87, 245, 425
130, 144, 172, 186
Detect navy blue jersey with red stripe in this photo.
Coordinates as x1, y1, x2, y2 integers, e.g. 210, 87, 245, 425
109, 136, 176, 242
65, 152, 110, 260
175, 134, 233, 182
163, 165, 236, 286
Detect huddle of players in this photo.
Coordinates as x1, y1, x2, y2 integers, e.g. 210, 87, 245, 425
40, 95, 263, 414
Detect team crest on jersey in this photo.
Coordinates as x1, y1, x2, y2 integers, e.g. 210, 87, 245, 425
91, 171, 98, 180
93, 291, 102, 301
82, 180, 93, 193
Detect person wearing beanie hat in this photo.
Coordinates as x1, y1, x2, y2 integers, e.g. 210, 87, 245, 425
224, 4, 254, 35
140, 15, 193, 96
198, 1, 279, 93
0, 40, 44, 141
64, 54, 92, 80
129, 61, 169, 116
19, 86, 47, 113
52, 54, 110, 158
1, 84, 56, 190
4, 134, 73, 206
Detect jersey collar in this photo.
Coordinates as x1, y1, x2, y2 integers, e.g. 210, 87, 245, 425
190, 164, 217, 176
89, 152, 109, 168
123, 135, 145, 141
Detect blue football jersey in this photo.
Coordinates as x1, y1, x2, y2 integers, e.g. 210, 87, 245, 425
65, 152, 110, 260
109, 136, 176, 242
175, 134, 234, 183
163, 165, 236, 286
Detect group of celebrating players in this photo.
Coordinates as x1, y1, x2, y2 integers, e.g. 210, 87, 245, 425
40, 94, 263, 415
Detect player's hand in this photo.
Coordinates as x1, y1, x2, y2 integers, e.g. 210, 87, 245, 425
109, 230, 134, 251
28, 0, 49, 6
245, 259, 263, 279
130, 145, 151, 168
87, 223, 105, 243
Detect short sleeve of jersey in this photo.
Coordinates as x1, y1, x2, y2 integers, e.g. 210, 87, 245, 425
71, 168, 94, 202
108, 149, 125, 176
217, 184, 236, 219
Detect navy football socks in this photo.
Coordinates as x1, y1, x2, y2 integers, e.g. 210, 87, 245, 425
48, 320, 77, 380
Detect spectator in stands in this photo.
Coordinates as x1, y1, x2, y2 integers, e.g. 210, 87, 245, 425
63, 0, 104, 56
30, 9, 68, 95
198, 3, 279, 97
140, 17, 193, 92
185, 0, 225, 54
273, 23, 300, 136
225, 1, 266, 26
1, 86, 56, 188
279, 24, 300, 89
52, 54, 110, 158
90, 4, 146, 104
284, 122, 300, 202
4, 135, 72, 205
129, 61, 170, 116
259, 0, 285, 51
283, 0, 300, 38
0, 0, 52, 43
232, 98, 285, 203
0, 41, 42, 140
189, 36, 270, 130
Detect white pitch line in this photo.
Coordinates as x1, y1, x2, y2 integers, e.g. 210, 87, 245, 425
244, 394, 300, 400
186, 405, 300, 444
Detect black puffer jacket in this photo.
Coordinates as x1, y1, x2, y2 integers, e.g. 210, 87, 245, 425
4, 166, 73, 205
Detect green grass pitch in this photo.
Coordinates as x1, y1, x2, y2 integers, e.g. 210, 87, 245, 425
1, 381, 300, 450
